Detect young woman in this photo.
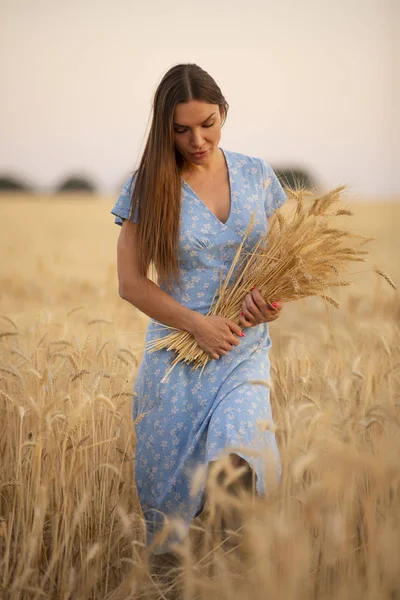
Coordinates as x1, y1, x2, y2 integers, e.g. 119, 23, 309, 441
112, 63, 286, 553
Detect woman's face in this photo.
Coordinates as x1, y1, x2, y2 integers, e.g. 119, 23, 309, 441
173, 100, 223, 166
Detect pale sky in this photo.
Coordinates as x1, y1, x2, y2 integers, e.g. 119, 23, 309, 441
0, 0, 399, 197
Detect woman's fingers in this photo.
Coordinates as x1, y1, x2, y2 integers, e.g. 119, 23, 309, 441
212, 347, 229, 359
270, 300, 284, 311
252, 288, 280, 319
244, 293, 264, 321
239, 313, 252, 328
251, 287, 269, 312
226, 320, 243, 338
221, 342, 233, 352
240, 299, 256, 325
241, 291, 284, 326
266, 301, 283, 321
240, 312, 255, 327
204, 300, 283, 359
266, 313, 279, 322
196, 315, 244, 360
241, 295, 261, 326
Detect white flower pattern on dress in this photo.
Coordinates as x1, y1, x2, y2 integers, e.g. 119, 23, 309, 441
111, 149, 287, 551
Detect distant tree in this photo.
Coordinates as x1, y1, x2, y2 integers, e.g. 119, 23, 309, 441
0, 176, 33, 192
57, 176, 96, 193
274, 168, 316, 191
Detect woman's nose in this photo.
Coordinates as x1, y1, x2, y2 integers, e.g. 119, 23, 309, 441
191, 130, 204, 148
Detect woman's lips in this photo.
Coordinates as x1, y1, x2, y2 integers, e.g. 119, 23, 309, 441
191, 149, 209, 158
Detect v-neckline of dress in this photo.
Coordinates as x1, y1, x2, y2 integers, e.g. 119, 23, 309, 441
181, 148, 233, 228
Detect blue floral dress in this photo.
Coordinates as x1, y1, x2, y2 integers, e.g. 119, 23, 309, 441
111, 149, 287, 551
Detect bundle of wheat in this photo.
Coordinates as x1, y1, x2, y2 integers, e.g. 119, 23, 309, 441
148, 186, 395, 373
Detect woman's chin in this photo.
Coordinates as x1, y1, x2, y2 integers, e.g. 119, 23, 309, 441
187, 147, 219, 165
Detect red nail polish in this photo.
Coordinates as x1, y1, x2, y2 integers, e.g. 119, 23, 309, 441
241, 311, 245, 316
251, 287, 256, 291
272, 302, 277, 308
240, 333, 245, 337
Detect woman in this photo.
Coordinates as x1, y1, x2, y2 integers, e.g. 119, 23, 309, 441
112, 63, 286, 553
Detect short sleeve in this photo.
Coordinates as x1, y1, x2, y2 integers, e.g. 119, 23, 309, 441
260, 160, 287, 218
111, 173, 138, 226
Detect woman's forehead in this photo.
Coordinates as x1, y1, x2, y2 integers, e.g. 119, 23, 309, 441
173, 100, 218, 125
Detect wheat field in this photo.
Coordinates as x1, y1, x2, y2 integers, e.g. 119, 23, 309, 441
0, 196, 399, 599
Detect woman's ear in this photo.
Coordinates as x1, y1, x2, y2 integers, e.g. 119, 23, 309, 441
219, 105, 227, 127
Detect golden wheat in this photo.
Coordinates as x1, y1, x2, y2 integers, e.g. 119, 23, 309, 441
0, 196, 399, 599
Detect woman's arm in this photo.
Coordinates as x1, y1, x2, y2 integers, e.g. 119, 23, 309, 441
117, 219, 244, 359
118, 219, 197, 332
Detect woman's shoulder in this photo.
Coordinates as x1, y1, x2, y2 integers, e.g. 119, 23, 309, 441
223, 148, 271, 174
122, 169, 138, 190
223, 149, 277, 186
224, 148, 287, 212
111, 170, 138, 225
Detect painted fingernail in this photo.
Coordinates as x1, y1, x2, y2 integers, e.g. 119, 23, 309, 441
272, 302, 277, 308
240, 333, 245, 337
251, 287, 256, 291
241, 311, 245, 316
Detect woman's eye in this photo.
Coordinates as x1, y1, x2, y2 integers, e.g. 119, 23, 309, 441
174, 122, 214, 134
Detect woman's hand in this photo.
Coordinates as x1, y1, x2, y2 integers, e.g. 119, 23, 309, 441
190, 314, 244, 361
239, 288, 283, 328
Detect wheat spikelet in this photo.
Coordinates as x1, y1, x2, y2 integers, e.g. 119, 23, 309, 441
117, 354, 131, 367
321, 229, 348, 239
0, 332, 18, 339
276, 212, 285, 231
118, 347, 138, 366
11, 348, 31, 363
0, 390, 14, 403
322, 185, 346, 207
375, 269, 397, 290
110, 391, 134, 399
91, 371, 102, 395
360, 236, 376, 246
71, 369, 90, 382
66, 353, 80, 370
285, 187, 309, 216
52, 351, 80, 370
78, 335, 91, 364
96, 340, 110, 358
319, 295, 341, 308
309, 186, 345, 216
336, 209, 354, 216
94, 394, 117, 410
0, 366, 22, 381
67, 306, 84, 317
48, 339, 73, 347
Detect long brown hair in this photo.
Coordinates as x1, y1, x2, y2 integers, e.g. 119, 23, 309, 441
130, 63, 229, 285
